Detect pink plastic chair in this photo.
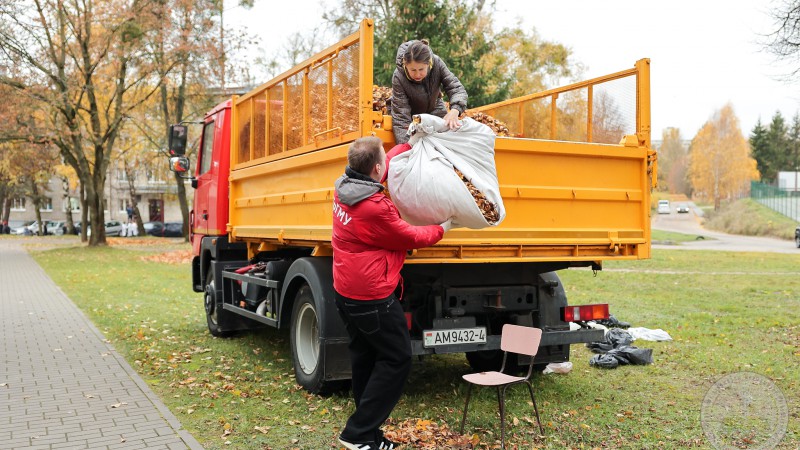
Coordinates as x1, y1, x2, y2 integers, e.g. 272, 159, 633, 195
460, 324, 544, 448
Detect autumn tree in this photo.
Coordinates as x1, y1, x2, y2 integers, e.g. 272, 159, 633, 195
0, 0, 166, 245
116, 0, 253, 239
0, 81, 57, 229
689, 104, 759, 210
658, 127, 691, 195
322, 0, 574, 107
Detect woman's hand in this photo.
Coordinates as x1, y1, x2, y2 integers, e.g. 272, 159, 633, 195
444, 109, 462, 130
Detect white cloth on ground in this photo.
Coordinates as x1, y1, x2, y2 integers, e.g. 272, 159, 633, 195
626, 327, 672, 341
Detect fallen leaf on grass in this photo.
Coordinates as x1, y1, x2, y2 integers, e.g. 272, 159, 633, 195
254, 426, 271, 434
139, 250, 193, 265
384, 418, 475, 449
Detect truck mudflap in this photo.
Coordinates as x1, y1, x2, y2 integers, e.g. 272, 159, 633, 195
410, 327, 604, 355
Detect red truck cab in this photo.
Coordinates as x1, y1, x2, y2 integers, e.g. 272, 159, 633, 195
192, 100, 232, 249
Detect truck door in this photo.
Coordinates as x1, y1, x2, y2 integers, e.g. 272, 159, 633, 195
193, 120, 216, 236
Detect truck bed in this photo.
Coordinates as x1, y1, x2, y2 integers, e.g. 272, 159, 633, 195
227, 19, 654, 264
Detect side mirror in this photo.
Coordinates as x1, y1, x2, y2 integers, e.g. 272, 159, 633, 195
168, 124, 188, 156
169, 156, 190, 174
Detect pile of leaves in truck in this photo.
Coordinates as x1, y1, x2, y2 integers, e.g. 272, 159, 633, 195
372, 85, 393, 115
371, 86, 511, 137
463, 111, 510, 137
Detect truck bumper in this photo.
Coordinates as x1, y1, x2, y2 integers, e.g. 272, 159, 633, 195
410, 327, 604, 355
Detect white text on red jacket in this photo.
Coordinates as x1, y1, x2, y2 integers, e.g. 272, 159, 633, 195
332, 201, 353, 225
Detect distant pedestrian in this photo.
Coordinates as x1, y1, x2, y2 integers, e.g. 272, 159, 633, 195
126, 204, 134, 223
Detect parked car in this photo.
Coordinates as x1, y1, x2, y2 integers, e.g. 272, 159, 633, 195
10, 221, 34, 235
144, 221, 184, 237
46, 221, 67, 235
86, 220, 124, 237
657, 199, 671, 214
144, 221, 165, 236
27, 220, 58, 235
163, 222, 184, 237
676, 203, 690, 214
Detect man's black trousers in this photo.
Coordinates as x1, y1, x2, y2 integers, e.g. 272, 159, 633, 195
335, 293, 412, 444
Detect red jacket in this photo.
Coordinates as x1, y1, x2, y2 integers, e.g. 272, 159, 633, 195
332, 164, 443, 300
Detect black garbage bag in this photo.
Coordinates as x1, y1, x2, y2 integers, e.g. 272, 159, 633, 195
589, 353, 620, 369
587, 326, 654, 369
586, 328, 633, 353
595, 313, 631, 329
589, 345, 653, 369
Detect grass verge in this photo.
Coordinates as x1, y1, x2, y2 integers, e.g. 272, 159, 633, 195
704, 198, 797, 240
651, 229, 713, 244
30, 242, 800, 449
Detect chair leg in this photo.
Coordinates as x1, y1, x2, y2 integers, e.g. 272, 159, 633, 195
498, 386, 506, 450
526, 381, 544, 435
460, 383, 473, 435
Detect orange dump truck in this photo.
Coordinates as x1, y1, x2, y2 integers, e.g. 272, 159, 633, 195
168, 19, 656, 393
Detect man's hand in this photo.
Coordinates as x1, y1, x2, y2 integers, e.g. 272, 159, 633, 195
439, 218, 453, 233
444, 109, 462, 130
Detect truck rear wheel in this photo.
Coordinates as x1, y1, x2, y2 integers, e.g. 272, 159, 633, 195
465, 349, 504, 372
204, 270, 231, 337
290, 285, 331, 394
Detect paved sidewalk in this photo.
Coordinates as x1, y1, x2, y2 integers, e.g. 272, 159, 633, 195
0, 241, 203, 450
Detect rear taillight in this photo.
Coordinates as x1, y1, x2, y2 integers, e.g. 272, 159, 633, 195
561, 304, 609, 322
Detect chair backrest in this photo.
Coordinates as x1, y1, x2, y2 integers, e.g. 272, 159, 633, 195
500, 324, 542, 357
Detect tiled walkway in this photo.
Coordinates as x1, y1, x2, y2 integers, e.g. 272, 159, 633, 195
0, 240, 202, 449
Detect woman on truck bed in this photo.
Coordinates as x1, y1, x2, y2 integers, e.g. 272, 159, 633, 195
391, 39, 468, 144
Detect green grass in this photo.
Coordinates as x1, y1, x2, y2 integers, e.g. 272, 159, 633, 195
651, 229, 713, 244
31, 243, 800, 449
704, 198, 797, 240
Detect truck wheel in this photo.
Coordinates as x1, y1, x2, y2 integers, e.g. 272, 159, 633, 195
465, 349, 504, 372
796, 234, 800, 248
204, 270, 231, 337
290, 285, 340, 394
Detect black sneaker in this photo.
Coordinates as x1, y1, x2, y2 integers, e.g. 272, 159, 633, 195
378, 437, 399, 449
375, 429, 399, 449
338, 436, 378, 450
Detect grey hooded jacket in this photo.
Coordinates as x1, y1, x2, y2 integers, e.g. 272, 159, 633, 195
391, 40, 468, 144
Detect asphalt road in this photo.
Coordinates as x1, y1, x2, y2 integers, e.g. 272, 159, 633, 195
651, 202, 799, 254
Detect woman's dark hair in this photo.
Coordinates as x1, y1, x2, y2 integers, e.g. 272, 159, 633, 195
403, 39, 432, 65
348, 136, 384, 175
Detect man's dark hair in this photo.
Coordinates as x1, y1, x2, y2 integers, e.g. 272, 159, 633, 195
348, 136, 384, 175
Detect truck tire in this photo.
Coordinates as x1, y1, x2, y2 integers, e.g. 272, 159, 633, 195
290, 284, 329, 394
796, 233, 800, 248
204, 270, 232, 337
465, 349, 504, 372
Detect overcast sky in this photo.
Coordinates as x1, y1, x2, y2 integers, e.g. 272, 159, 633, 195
227, 0, 799, 142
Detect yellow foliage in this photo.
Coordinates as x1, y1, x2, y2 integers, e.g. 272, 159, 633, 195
689, 103, 759, 208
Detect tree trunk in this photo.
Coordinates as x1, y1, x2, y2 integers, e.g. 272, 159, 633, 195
62, 178, 75, 235
2, 197, 11, 228
30, 181, 44, 235
79, 182, 88, 242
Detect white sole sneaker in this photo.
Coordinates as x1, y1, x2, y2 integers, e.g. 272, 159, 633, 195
338, 436, 376, 450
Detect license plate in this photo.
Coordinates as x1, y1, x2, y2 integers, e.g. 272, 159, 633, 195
423, 327, 487, 348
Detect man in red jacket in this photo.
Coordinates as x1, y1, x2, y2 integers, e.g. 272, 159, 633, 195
333, 136, 451, 450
